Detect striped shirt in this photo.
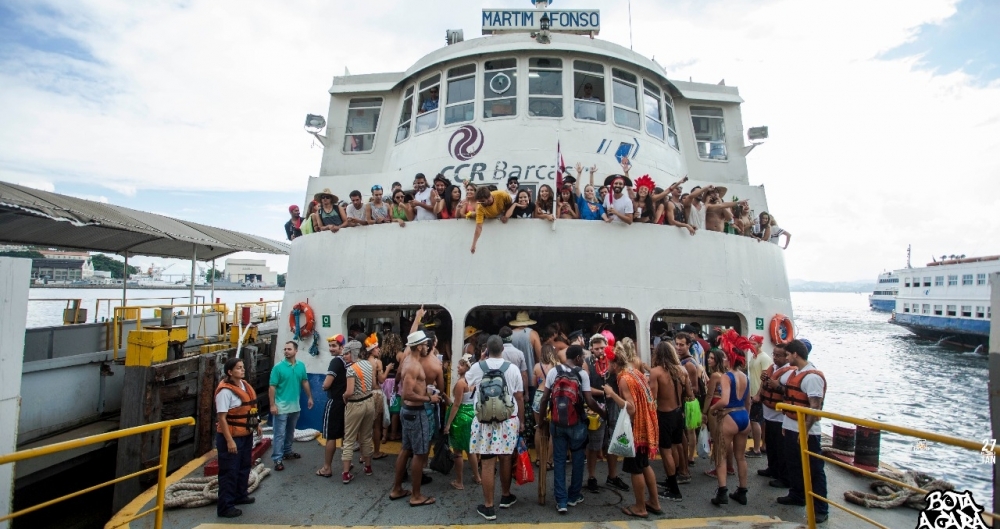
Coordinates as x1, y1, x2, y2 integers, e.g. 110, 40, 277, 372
347, 359, 375, 399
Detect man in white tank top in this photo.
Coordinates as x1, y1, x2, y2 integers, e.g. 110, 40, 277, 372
411, 174, 437, 221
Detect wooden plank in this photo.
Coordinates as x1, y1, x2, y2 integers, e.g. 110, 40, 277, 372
152, 356, 201, 383
194, 354, 219, 456
536, 425, 549, 505
158, 377, 199, 401
112, 365, 151, 512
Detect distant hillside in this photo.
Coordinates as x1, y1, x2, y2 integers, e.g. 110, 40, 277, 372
789, 279, 874, 293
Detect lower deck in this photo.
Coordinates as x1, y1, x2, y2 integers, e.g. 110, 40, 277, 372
111, 434, 922, 529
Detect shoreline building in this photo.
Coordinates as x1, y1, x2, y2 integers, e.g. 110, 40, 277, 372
223, 258, 278, 286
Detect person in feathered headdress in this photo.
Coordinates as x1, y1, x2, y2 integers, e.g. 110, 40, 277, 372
633, 174, 656, 223
362, 332, 392, 460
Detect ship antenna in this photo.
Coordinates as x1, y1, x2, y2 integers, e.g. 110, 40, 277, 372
628, 0, 634, 50
906, 244, 911, 269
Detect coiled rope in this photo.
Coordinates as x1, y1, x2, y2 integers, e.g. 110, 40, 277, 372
821, 442, 856, 458
308, 331, 320, 356
164, 462, 271, 509
844, 469, 954, 510
291, 308, 303, 341
260, 427, 320, 442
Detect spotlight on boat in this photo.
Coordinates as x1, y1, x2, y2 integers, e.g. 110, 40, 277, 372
304, 114, 326, 133
304, 114, 328, 147
748, 126, 769, 141
534, 14, 551, 44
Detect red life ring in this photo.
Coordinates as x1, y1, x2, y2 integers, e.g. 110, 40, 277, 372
769, 314, 795, 345
289, 302, 316, 336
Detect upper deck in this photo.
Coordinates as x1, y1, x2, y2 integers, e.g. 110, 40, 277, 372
307, 31, 758, 200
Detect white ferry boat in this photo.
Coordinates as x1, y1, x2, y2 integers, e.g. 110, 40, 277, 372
890, 255, 997, 348
868, 271, 898, 312
279, 0, 794, 432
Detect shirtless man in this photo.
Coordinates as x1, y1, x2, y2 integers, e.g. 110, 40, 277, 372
389, 326, 442, 507
675, 332, 704, 482
649, 342, 692, 501
702, 186, 747, 233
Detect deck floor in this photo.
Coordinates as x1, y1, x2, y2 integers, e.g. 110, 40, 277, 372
118, 436, 922, 529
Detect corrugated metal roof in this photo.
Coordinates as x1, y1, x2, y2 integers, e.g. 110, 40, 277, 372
0, 182, 289, 260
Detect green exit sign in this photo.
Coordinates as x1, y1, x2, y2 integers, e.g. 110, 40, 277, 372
755, 317, 764, 330
322, 315, 331, 328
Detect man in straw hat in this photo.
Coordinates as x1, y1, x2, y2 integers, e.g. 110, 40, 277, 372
389, 329, 442, 506
312, 188, 347, 232
508, 312, 542, 402
702, 185, 748, 233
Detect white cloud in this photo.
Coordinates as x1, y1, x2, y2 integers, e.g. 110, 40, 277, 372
1, 0, 997, 280
15, 179, 55, 192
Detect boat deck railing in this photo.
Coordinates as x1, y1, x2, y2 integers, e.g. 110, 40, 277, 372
111, 303, 228, 357
0, 417, 195, 528
777, 403, 999, 528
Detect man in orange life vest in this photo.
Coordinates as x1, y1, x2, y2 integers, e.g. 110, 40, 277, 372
758, 342, 794, 487
776, 339, 829, 524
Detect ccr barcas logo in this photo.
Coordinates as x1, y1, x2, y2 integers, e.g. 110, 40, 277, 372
448, 125, 484, 161
916, 490, 988, 529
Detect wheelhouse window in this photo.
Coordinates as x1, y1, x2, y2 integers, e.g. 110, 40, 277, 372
904, 279, 911, 287
343, 97, 382, 153
946, 305, 957, 316
691, 106, 727, 160
962, 274, 973, 285
445, 64, 476, 125
977, 273, 987, 285
947, 275, 958, 286
643, 80, 665, 141
528, 58, 562, 118
923, 277, 931, 287
484, 58, 517, 119
611, 68, 640, 130
922, 304, 930, 314
573, 60, 605, 121
664, 92, 679, 149
934, 276, 943, 286
415, 74, 441, 133
395, 86, 414, 143
933, 305, 942, 315
976, 306, 985, 318
961, 305, 972, 317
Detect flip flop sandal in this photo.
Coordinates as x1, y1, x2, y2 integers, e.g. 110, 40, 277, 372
546, 462, 554, 471
283, 452, 302, 459
372, 453, 389, 460
315, 469, 333, 478
645, 504, 664, 515
409, 497, 436, 507
275, 462, 285, 471
389, 490, 412, 501
621, 506, 648, 519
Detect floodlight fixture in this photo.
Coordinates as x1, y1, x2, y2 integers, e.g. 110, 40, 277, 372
304, 114, 326, 132
747, 126, 769, 141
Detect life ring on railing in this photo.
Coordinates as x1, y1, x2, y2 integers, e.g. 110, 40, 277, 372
769, 314, 795, 345
289, 302, 315, 339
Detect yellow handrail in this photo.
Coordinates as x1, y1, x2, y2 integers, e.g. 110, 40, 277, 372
776, 403, 999, 528
232, 300, 283, 327
0, 417, 195, 528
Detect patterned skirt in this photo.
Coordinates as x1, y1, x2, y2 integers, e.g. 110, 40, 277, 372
448, 403, 476, 453
470, 416, 519, 455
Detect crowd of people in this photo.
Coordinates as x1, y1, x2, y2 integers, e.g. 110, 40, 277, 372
214, 311, 827, 523
283, 157, 792, 253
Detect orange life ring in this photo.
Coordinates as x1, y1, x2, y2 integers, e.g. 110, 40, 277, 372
769, 314, 795, 345
289, 302, 316, 337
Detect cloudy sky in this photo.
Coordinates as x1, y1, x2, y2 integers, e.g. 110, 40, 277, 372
1, 0, 997, 281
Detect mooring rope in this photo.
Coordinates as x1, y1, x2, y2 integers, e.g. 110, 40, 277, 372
844, 469, 954, 510
164, 462, 271, 509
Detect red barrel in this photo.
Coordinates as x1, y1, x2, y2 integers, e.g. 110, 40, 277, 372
855, 426, 881, 468
241, 306, 252, 325
832, 424, 856, 452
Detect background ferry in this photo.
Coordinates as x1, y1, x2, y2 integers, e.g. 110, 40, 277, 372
868, 271, 898, 312
279, 1, 793, 431
890, 254, 996, 348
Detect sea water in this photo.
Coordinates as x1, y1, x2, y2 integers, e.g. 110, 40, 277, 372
794, 291, 992, 506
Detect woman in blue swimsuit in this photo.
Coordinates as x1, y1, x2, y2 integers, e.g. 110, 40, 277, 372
708, 355, 751, 506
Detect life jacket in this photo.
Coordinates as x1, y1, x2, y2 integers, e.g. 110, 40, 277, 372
782, 368, 826, 420
215, 380, 259, 437
759, 364, 796, 410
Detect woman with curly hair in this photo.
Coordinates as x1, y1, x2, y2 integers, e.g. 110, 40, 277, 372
443, 355, 481, 489
603, 339, 662, 518
535, 184, 556, 221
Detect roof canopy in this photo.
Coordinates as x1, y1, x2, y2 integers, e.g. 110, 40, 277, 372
0, 182, 289, 260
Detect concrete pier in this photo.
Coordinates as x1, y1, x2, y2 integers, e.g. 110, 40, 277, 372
0, 258, 31, 529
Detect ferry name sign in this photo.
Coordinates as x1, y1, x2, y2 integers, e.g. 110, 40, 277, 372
482, 9, 600, 35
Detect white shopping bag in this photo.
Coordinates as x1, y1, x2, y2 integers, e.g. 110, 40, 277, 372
382, 394, 391, 428
697, 427, 710, 459
608, 408, 635, 458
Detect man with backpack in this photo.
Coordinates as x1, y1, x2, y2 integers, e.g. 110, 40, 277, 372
465, 335, 525, 521
538, 345, 608, 514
